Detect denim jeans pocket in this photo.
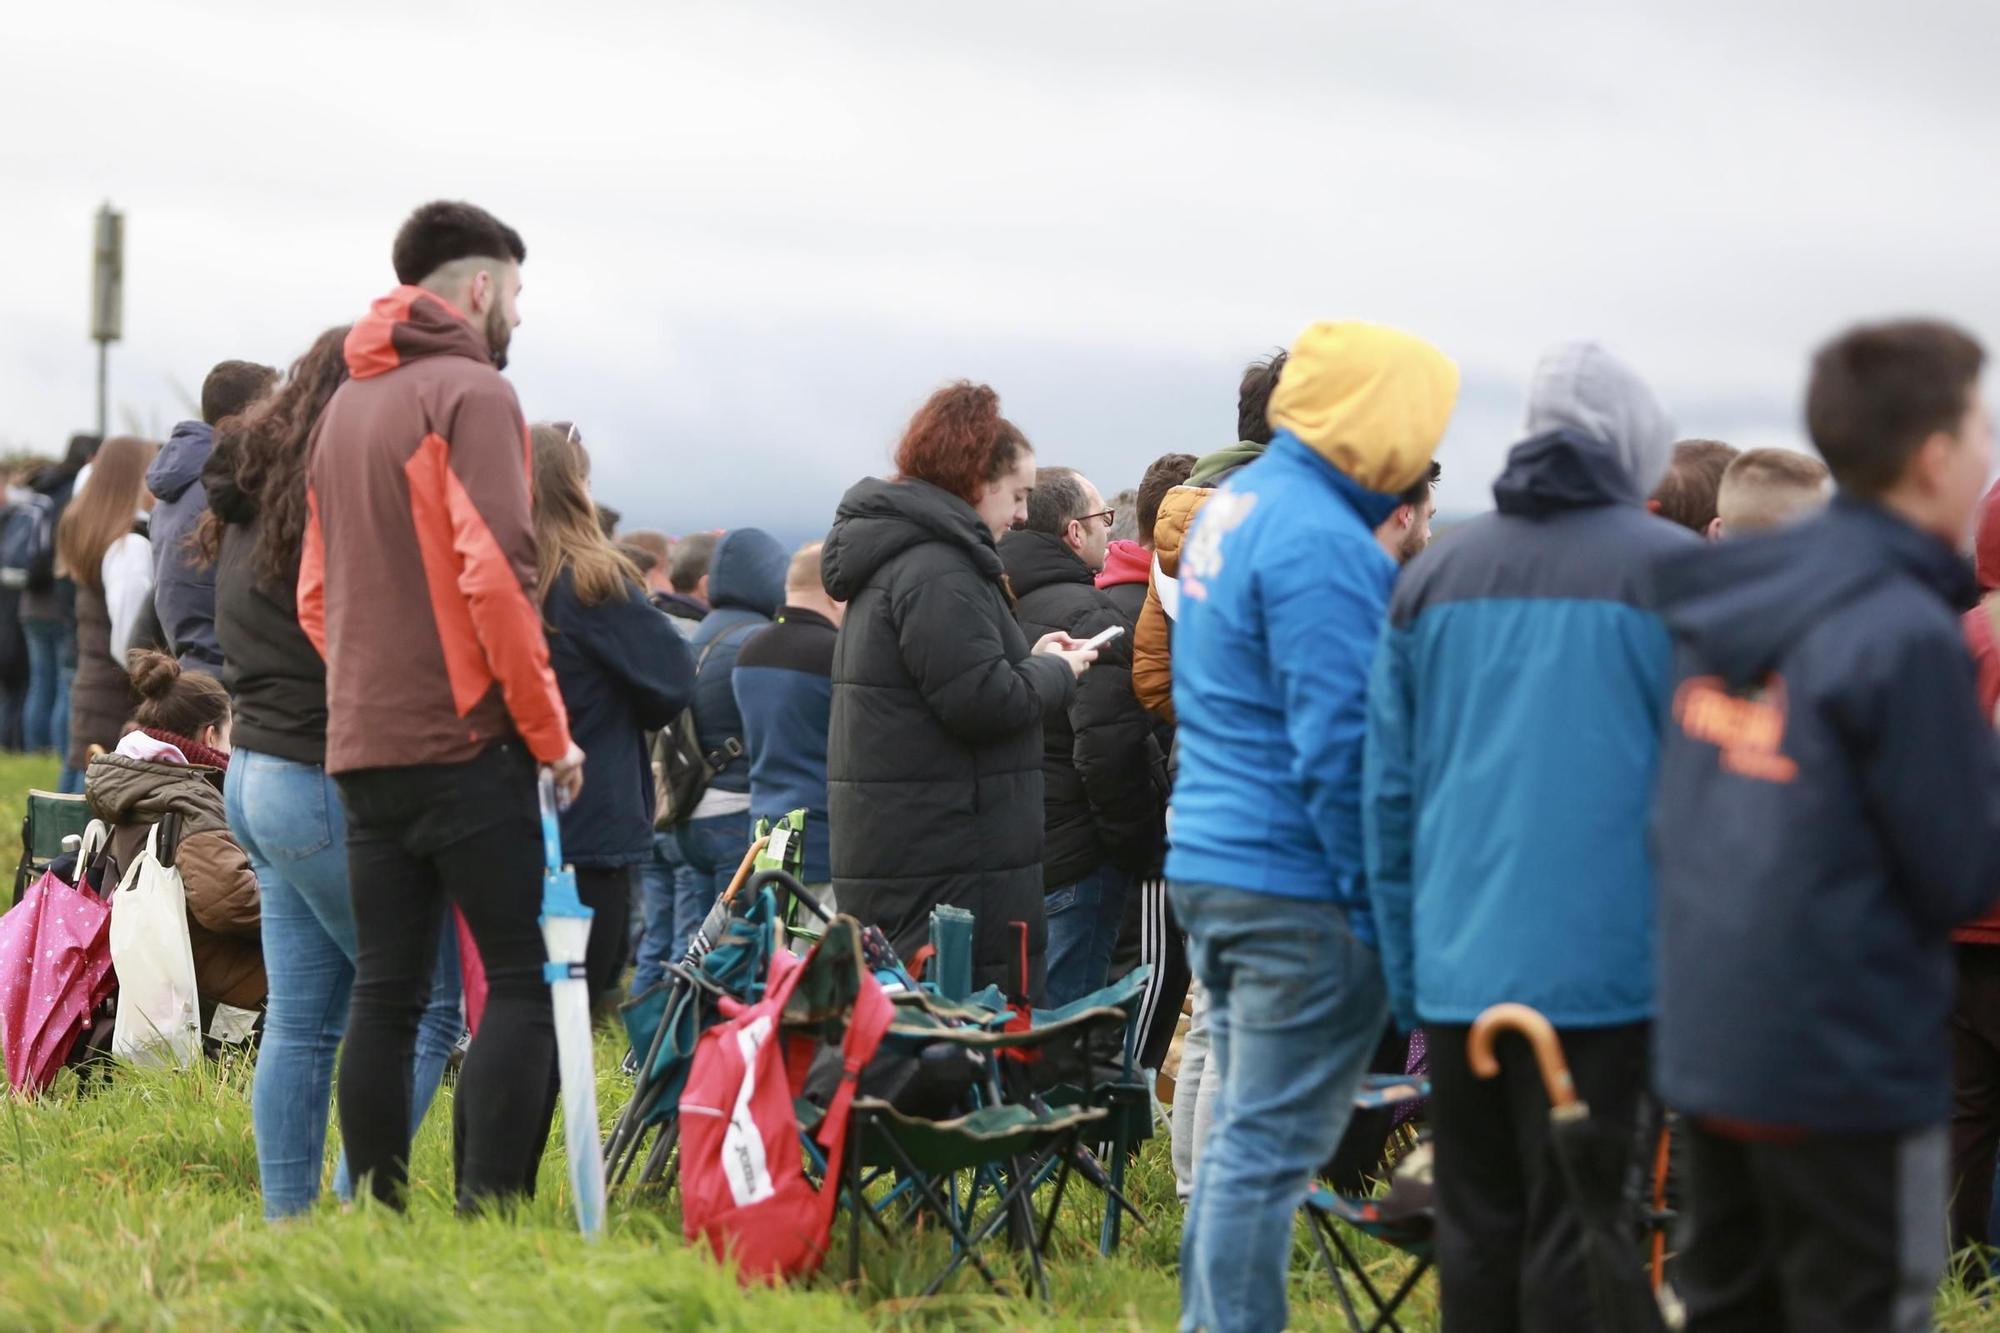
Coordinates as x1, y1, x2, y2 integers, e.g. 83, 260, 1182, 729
242, 751, 338, 861
1044, 883, 1082, 916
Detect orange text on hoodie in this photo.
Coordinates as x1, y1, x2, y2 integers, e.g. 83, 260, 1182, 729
299, 286, 571, 775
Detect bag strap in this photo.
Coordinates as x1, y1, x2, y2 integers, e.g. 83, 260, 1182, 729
807, 972, 894, 1230
689, 622, 762, 771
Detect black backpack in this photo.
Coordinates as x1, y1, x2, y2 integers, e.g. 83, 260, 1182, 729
651, 624, 756, 829
0, 493, 56, 593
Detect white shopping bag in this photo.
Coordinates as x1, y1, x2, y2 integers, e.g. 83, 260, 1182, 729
109, 824, 201, 1068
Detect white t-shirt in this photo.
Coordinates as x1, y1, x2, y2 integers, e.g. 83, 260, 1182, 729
102, 531, 154, 666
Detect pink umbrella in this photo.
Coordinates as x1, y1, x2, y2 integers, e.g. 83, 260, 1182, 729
0, 869, 114, 1097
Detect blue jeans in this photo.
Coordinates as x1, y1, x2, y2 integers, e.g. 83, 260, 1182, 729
1044, 864, 1133, 1007
20, 617, 66, 755
1169, 882, 1388, 1333
631, 831, 694, 995
674, 810, 750, 948
228, 748, 461, 1220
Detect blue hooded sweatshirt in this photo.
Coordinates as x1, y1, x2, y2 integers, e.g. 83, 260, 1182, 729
1164, 429, 1405, 942
685, 528, 789, 803
1365, 342, 1689, 1030
147, 421, 222, 673
1651, 497, 2000, 1132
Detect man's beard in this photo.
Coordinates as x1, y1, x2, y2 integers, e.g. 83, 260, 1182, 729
485, 303, 511, 371
1397, 524, 1429, 564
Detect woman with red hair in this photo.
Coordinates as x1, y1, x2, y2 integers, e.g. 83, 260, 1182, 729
821, 383, 1097, 998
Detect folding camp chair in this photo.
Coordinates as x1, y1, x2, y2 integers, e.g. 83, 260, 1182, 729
13, 789, 91, 905
1301, 1073, 1436, 1333
1034, 965, 1154, 1255
838, 997, 1129, 1302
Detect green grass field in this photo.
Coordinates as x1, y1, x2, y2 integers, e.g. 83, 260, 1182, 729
3, 751, 1999, 1329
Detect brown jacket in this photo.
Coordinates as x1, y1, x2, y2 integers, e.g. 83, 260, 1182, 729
87, 751, 265, 1010
1132, 484, 1207, 722
299, 286, 571, 775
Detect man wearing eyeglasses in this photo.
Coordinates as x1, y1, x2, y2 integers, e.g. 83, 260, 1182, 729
1000, 469, 1166, 1006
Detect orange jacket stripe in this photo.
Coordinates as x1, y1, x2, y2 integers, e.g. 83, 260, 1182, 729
298, 487, 329, 657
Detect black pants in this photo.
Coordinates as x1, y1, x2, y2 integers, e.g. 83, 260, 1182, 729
1108, 875, 1191, 1071
1425, 1020, 1650, 1333
1678, 1119, 1946, 1332
1951, 943, 2000, 1257
524, 863, 632, 1190
336, 741, 552, 1212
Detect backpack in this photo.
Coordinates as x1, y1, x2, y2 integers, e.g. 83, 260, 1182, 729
652, 624, 756, 829
678, 924, 894, 1282
0, 493, 56, 593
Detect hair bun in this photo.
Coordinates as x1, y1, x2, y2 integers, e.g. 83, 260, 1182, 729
127, 650, 182, 701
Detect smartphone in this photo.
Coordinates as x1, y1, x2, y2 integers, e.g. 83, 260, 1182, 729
1078, 625, 1125, 651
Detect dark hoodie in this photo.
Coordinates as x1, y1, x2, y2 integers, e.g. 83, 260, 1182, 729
299, 286, 570, 775
683, 528, 788, 806
821, 477, 1076, 998
147, 420, 222, 674
1651, 497, 2000, 1132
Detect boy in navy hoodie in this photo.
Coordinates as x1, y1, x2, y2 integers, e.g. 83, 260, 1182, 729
1652, 320, 1999, 1332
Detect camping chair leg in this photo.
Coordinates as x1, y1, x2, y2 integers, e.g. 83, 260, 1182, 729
1037, 1148, 1077, 1252
1365, 1260, 1431, 1333
1308, 1212, 1366, 1332
1010, 1155, 1051, 1304
848, 1112, 865, 1285
872, 1129, 1011, 1297
1330, 1224, 1412, 1333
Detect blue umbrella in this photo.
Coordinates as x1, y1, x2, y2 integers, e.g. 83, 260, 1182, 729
539, 772, 608, 1238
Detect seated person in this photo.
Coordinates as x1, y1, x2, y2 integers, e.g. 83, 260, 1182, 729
86, 650, 265, 1020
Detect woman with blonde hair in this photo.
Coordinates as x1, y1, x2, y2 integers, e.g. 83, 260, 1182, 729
530, 422, 694, 1000
57, 435, 160, 785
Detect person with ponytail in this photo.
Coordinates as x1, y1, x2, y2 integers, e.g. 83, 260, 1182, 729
821, 382, 1098, 1000
203, 327, 462, 1221
84, 650, 265, 1016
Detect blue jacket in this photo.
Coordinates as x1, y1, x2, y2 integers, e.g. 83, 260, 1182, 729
544, 569, 695, 867
1652, 498, 2000, 1133
686, 529, 788, 799
1365, 429, 1691, 1030
147, 421, 222, 674
733, 606, 836, 882
1165, 430, 1403, 941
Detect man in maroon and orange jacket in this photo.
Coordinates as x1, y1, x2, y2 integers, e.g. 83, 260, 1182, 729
300, 199, 582, 1213
1953, 477, 2000, 1258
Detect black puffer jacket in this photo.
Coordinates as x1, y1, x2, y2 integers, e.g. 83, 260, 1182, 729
822, 477, 1076, 999
999, 529, 1164, 888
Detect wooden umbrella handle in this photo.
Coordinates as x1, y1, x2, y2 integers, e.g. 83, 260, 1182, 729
1467, 1002, 1579, 1110
719, 835, 772, 909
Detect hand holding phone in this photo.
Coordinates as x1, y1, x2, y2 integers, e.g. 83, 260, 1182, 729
1078, 625, 1125, 652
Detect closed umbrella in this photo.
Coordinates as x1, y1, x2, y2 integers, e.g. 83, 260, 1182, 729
539, 772, 608, 1237
1468, 1003, 1665, 1333
0, 868, 114, 1096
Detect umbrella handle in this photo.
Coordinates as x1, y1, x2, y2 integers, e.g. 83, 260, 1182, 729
718, 836, 772, 910
1467, 1002, 1578, 1110
536, 770, 564, 874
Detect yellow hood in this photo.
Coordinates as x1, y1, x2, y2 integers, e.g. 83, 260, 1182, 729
1266, 321, 1460, 495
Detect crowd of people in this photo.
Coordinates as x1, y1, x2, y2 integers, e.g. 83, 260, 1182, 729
7, 195, 1999, 1333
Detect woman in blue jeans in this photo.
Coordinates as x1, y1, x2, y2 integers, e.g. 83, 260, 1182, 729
205, 327, 461, 1218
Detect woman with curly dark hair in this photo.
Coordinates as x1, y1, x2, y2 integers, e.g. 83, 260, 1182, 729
822, 382, 1097, 999
203, 327, 461, 1221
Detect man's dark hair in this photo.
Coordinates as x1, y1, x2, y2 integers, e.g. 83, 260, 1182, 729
1025, 467, 1088, 536
392, 200, 528, 287
200, 360, 278, 427
1649, 439, 1740, 533
1136, 453, 1198, 546
1238, 350, 1289, 444
61, 432, 102, 473
1397, 459, 1442, 508
1807, 320, 1987, 497
668, 531, 719, 594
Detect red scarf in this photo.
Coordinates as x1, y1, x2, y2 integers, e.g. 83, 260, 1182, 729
139, 726, 231, 773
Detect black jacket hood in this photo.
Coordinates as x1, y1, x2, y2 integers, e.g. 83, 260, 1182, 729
1651, 495, 1977, 687
998, 528, 1094, 600
1492, 428, 1646, 516
822, 477, 1001, 601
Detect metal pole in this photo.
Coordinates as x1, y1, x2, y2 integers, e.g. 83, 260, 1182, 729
95, 339, 108, 438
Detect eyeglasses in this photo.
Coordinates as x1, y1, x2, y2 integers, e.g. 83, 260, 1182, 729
1076, 508, 1115, 529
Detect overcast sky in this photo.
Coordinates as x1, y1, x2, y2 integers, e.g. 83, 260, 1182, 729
4, 1, 1996, 536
